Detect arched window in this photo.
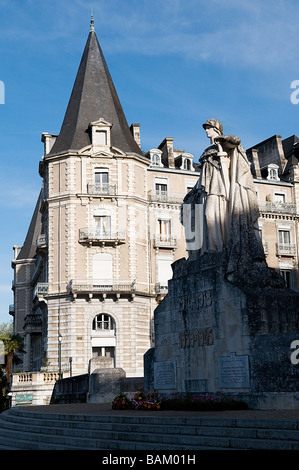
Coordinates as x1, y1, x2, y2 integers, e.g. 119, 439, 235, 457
92, 314, 115, 332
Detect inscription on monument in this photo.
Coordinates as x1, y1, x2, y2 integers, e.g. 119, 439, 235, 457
180, 327, 214, 348
218, 355, 250, 388
178, 289, 213, 311
154, 360, 176, 390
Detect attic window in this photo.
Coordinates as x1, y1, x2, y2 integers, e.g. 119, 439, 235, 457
95, 130, 107, 146
181, 153, 195, 172
89, 119, 112, 149
267, 164, 280, 181
149, 149, 163, 167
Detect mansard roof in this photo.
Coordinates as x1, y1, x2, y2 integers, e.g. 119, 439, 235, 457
49, 27, 142, 156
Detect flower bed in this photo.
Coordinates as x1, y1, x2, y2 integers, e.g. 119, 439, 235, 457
111, 391, 248, 411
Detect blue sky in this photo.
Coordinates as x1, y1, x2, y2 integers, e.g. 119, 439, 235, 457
1, 0, 299, 324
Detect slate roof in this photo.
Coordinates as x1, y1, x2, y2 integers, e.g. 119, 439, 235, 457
49, 29, 142, 156
17, 191, 42, 260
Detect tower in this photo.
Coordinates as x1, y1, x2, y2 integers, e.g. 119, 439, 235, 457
11, 19, 199, 378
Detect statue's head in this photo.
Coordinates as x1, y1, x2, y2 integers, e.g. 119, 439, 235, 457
202, 119, 223, 136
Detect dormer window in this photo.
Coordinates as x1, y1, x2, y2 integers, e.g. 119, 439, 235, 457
181, 152, 195, 172
267, 164, 280, 181
89, 118, 112, 150
149, 149, 163, 167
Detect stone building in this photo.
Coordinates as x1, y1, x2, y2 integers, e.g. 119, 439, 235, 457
10, 22, 199, 378
10, 22, 299, 383
247, 134, 299, 290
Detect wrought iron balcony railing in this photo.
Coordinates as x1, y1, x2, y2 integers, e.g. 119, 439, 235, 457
276, 243, 296, 256
87, 183, 116, 196
259, 202, 297, 215
33, 283, 48, 299
154, 234, 177, 248
79, 228, 126, 244
68, 279, 136, 294
36, 234, 48, 250
148, 190, 185, 204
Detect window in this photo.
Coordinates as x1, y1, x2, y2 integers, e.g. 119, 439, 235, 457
149, 149, 163, 167
93, 253, 113, 285
280, 270, 293, 288
278, 230, 290, 245
95, 169, 109, 184
156, 183, 167, 194
183, 158, 191, 171
94, 215, 111, 236
267, 164, 280, 181
92, 314, 115, 331
95, 130, 107, 145
157, 253, 173, 288
158, 219, 171, 236
274, 193, 285, 204
151, 154, 161, 166
92, 347, 115, 359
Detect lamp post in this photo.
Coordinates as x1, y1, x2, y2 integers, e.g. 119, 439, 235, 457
58, 334, 62, 379
69, 357, 72, 377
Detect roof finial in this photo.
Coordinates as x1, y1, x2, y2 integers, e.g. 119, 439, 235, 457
90, 9, 95, 32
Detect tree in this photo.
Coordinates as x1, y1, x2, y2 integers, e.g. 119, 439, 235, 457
0, 330, 25, 384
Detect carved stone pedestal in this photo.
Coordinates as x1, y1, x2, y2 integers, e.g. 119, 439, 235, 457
144, 252, 299, 409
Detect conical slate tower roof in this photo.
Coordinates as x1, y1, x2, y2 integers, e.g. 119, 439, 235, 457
50, 21, 142, 156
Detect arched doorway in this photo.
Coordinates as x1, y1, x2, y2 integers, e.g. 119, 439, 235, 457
91, 314, 116, 366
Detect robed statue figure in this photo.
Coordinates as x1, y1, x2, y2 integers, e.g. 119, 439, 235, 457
182, 119, 267, 284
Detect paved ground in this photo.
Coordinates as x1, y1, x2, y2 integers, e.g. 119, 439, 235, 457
19, 402, 299, 421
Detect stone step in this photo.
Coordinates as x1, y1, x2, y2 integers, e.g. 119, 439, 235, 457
0, 407, 299, 450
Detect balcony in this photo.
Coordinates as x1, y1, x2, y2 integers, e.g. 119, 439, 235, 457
259, 202, 297, 215
9, 304, 15, 315
68, 279, 136, 298
79, 228, 126, 246
36, 234, 48, 251
148, 190, 185, 205
154, 234, 177, 249
87, 183, 116, 196
24, 314, 42, 325
33, 283, 48, 300
276, 243, 297, 256
155, 283, 168, 295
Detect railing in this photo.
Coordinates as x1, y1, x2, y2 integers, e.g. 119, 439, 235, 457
33, 283, 48, 299
259, 202, 297, 215
154, 234, 177, 248
87, 183, 116, 196
155, 283, 168, 295
24, 314, 42, 326
148, 190, 185, 204
79, 228, 126, 243
36, 234, 48, 250
12, 371, 61, 385
276, 243, 297, 256
68, 279, 136, 293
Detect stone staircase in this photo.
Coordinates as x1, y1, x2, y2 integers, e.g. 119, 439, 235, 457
0, 407, 299, 450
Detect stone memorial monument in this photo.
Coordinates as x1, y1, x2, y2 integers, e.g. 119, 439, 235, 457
145, 119, 299, 409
